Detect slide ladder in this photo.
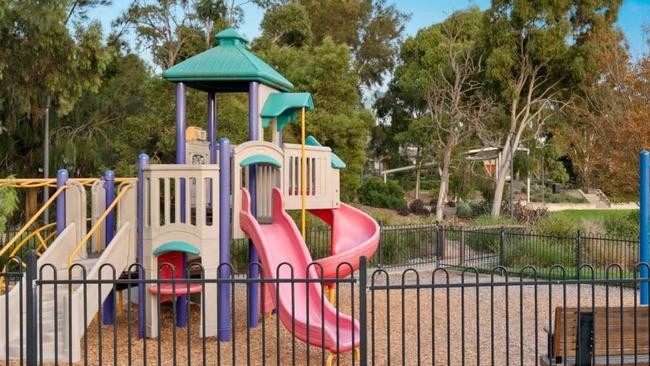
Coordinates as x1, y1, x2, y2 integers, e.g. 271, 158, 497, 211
0, 181, 136, 363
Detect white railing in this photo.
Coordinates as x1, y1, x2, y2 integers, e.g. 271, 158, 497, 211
143, 164, 219, 245
283, 143, 340, 211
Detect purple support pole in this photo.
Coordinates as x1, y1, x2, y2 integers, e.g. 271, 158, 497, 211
137, 154, 149, 339
208, 92, 217, 164
175, 82, 189, 327
55, 169, 68, 235
248, 81, 260, 327
102, 170, 116, 325
218, 138, 231, 341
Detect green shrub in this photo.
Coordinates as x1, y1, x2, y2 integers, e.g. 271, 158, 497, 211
456, 201, 472, 219
0, 179, 18, 234
533, 216, 579, 237
470, 214, 517, 227
359, 177, 405, 209
603, 213, 639, 237
504, 240, 575, 268
469, 201, 491, 218
463, 227, 501, 253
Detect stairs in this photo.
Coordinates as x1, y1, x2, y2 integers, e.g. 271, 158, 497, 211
5, 257, 99, 361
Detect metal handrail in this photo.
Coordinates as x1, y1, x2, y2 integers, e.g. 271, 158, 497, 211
0, 186, 67, 259
1, 223, 57, 273
67, 183, 135, 267
0, 177, 135, 188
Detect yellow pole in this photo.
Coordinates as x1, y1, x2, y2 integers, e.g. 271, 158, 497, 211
301, 107, 306, 237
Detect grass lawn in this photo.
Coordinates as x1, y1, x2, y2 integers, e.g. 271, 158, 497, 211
549, 209, 634, 223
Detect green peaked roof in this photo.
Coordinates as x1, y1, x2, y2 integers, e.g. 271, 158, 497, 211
162, 28, 294, 92
261, 92, 314, 130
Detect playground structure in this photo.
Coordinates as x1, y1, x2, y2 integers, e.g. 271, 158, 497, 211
0, 28, 379, 364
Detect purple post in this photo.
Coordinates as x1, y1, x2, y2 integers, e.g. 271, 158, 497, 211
175, 82, 189, 327
207, 92, 217, 164
248, 81, 260, 327
218, 138, 231, 341
176, 82, 187, 164
55, 169, 68, 235
137, 154, 149, 339
102, 170, 116, 325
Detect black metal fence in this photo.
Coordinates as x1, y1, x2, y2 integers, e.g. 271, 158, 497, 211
232, 224, 639, 278
3, 253, 650, 365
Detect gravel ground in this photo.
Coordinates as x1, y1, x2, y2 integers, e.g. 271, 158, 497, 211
10, 268, 639, 365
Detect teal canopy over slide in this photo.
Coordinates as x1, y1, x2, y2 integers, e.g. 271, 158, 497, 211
305, 135, 346, 169
261, 93, 314, 131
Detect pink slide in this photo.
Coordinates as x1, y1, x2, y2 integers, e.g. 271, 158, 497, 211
239, 188, 360, 353
309, 204, 380, 279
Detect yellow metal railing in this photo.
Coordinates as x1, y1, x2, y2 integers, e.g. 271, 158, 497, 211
0, 177, 134, 188
0, 186, 67, 260
1, 222, 56, 272
67, 183, 135, 268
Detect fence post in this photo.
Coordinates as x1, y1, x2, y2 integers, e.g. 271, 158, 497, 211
359, 256, 368, 366
25, 250, 37, 366
499, 226, 505, 266
440, 226, 446, 259
640, 150, 649, 304
576, 230, 582, 279
459, 226, 465, 267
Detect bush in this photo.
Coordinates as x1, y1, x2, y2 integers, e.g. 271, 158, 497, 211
409, 199, 430, 216
456, 201, 472, 219
533, 216, 579, 237
469, 200, 491, 218
397, 205, 410, 216
603, 213, 639, 237
359, 177, 405, 210
504, 240, 575, 268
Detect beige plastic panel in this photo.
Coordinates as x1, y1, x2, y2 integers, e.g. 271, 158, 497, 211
186, 140, 210, 165
258, 84, 279, 141
283, 143, 340, 210
0, 223, 79, 361
142, 164, 220, 337
231, 141, 285, 239
90, 180, 106, 253
65, 180, 87, 247
65, 222, 134, 362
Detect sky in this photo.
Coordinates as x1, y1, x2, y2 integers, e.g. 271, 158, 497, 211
89, 0, 649, 61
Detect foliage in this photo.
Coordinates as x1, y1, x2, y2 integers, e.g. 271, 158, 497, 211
469, 214, 517, 227
255, 37, 372, 200
396, 205, 410, 216
408, 199, 430, 216
501, 204, 549, 225
0, 1, 111, 177
602, 211, 639, 237
295, 0, 408, 88
358, 177, 405, 210
456, 201, 472, 219
0, 179, 18, 234
533, 216, 580, 237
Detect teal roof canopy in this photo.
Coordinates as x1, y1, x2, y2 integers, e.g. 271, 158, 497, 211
261, 93, 314, 131
162, 28, 294, 92
153, 241, 200, 256
305, 135, 347, 169
240, 154, 282, 168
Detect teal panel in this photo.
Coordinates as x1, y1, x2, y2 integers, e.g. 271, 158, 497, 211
304, 135, 347, 169
153, 241, 200, 256
240, 154, 282, 168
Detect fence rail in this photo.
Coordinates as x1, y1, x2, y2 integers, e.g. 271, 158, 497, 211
3, 253, 650, 365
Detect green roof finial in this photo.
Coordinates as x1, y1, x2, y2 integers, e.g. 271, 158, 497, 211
215, 28, 248, 46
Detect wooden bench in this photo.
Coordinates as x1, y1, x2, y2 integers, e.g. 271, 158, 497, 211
541, 306, 650, 365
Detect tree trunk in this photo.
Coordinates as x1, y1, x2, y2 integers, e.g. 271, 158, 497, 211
491, 143, 511, 217
415, 166, 421, 199
436, 149, 452, 221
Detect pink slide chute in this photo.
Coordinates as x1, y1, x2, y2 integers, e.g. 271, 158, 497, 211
239, 188, 360, 352
309, 203, 380, 279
